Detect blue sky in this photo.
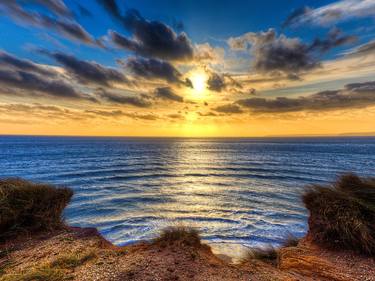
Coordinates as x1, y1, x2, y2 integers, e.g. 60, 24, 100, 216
1, 0, 371, 66
0, 0, 375, 136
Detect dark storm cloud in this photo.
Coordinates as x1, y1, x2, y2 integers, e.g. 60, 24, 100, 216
0, 50, 96, 100
45, 52, 128, 86
154, 87, 184, 102
123, 57, 192, 87
97, 0, 123, 21
0, 51, 55, 76
234, 81, 375, 113
345, 81, 375, 91
97, 88, 152, 107
207, 73, 226, 92
109, 9, 194, 61
110, 31, 138, 50
205, 71, 245, 93
308, 28, 357, 53
229, 29, 318, 77
41, 16, 95, 44
252, 34, 314, 75
0, 1, 96, 45
98, 1, 192, 60
0, 68, 85, 100
228, 28, 355, 78
212, 104, 243, 114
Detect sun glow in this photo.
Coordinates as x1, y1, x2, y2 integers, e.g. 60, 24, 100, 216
190, 71, 207, 94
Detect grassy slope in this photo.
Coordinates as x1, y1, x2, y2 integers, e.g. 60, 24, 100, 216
303, 173, 375, 255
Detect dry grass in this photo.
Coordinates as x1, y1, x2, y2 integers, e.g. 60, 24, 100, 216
0, 250, 97, 281
282, 234, 300, 248
241, 245, 278, 265
0, 178, 73, 238
50, 250, 97, 269
241, 234, 300, 266
153, 226, 202, 248
303, 173, 375, 255
0, 266, 68, 281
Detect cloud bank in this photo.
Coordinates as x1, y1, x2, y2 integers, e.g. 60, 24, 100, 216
109, 9, 194, 61
235, 81, 375, 113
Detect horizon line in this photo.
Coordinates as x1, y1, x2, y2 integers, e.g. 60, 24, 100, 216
1, 133, 375, 138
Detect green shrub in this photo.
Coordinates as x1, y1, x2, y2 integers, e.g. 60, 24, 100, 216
303, 173, 375, 255
0, 178, 73, 237
153, 226, 201, 248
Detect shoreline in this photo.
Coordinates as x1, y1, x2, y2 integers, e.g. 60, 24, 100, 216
1, 175, 375, 280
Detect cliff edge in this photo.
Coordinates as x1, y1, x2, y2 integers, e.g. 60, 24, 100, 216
1, 175, 374, 281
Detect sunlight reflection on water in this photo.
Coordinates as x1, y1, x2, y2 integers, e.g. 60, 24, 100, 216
0, 136, 374, 250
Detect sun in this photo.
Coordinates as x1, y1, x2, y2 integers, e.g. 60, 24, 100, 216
190, 71, 207, 93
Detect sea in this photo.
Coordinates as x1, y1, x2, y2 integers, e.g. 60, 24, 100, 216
0, 136, 374, 255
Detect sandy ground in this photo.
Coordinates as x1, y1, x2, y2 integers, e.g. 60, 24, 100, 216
1, 227, 375, 281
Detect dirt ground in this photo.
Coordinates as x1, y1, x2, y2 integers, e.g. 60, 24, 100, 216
1, 227, 374, 281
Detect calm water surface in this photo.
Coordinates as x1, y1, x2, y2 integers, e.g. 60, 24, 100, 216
0, 136, 374, 249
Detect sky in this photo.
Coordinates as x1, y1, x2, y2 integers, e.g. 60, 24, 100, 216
0, 0, 375, 137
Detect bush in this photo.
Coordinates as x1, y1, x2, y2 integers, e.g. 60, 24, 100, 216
241, 245, 278, 265
282, 234, 300, 248
0, 178, 73, 237
303, 173, 375, 255
153, 226, 201, 248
